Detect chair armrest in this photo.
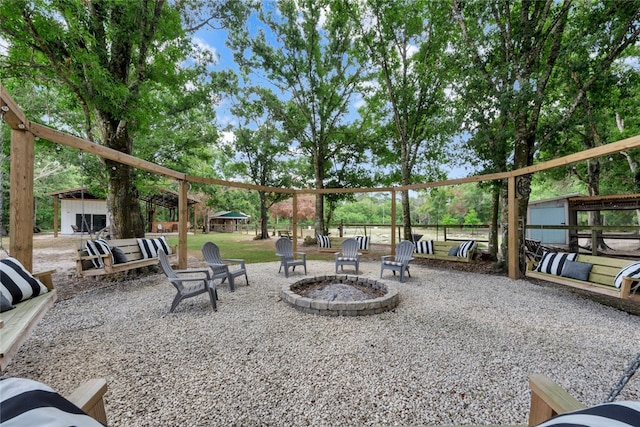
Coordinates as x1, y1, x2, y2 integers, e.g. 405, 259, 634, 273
66, 378, 108, 425
33, 270, 56, 290
381, 255, 394, 261
174, 269, 211, 280
528, 374, 585, 426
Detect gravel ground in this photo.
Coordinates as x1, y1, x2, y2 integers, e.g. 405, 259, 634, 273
2, 256, 639, 426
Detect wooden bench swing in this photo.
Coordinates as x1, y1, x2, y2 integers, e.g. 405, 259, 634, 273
525, 253, 640, 302
0, 269, 109, 424
76, 237, 177, 278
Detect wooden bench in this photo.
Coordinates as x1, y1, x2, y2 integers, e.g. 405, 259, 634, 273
76, 238, 177, 278
0, 270, 57, 371
413, 240, 477, 263
277, 230, 293, 239
526, 254, 639, 302
317, 236, 370, 254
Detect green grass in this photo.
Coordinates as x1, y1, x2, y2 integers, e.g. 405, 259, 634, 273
163, 232, 333, 264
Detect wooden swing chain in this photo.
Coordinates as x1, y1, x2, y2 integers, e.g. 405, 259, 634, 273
605, 352, 640, 402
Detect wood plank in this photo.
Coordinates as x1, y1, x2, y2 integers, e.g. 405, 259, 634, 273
66, 379, 108, 425
528, 374, 584, 426
10, 129, 35, 271
0, 290, 57, 371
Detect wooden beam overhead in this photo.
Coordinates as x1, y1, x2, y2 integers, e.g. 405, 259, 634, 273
1, 85, 30, 131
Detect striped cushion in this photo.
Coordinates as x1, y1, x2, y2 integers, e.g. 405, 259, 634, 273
355, 236, 370, 250
0, 377, 103, 427
534, 251, 577, 276
337, 257, 357, 262
85, 238, 112, 268
0, 257, 48, 305
535, 401, 640, 427
317, 234, 331, 248
415, 240, 434, 254
383, 261, 405, 267
614, 261, 640, 292
137, 237, 170, 259
456, 240, 476, 258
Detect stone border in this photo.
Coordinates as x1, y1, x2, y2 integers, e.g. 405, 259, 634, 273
280, 275, 399, 316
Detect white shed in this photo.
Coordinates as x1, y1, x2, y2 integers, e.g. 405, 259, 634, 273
526, 194, 582, 245
49, 188, 109, 235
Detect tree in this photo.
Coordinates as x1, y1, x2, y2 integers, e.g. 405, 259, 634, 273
0, 0, 243, 238
351, 0, 455, 241
228, 88, 300, 239
451, 0, 640, 272
228, 0, 366, 238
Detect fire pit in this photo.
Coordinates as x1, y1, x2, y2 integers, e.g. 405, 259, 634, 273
281, 275, 399, 316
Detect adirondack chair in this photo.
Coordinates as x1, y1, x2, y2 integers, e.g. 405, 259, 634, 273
335, 238, 361, 274
275, 237, 307, 278
201, 241, 249, 292
380, 240, 415, 283
158, 249, 218, 312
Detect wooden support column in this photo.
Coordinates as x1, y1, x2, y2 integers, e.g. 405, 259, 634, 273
10, 128, 35, 271
292, 193, 298, 252
178, 180, 188, 269
52, 195, 59, 237
508, 176, 518, 279
390, 190, 396, 255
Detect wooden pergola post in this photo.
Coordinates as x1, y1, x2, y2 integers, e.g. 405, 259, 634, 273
508, 176, 519, 279
292, 193, 298, 251
390, 190, 396, 255
52, 195, 59, 237
10, 128, 36, 271
178, 180, 188, 269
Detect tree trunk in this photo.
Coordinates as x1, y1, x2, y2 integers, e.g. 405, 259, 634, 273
401, 189, 412, 241
488, 184, 500, 261
258, 191, 271, 239
100, 115, 145, 238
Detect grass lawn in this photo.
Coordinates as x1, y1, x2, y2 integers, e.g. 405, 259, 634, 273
163, 232, 336, 264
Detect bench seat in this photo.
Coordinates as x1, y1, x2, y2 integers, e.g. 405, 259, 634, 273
526, 254, 639, 301
413, 240, 476, 263
0, 270, 56, 371
76, 238, 177, 277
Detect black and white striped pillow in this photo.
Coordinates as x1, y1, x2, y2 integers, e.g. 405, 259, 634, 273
355, 236, 370, 250
534, 251, 577, 276
0, 377, 104, 427
85, 238, 112, 268
415, 240, 434, 254
317, 234, 331, 248
535, 401, 640, 427
0, 257, 49, 305
137, 237, 170, 259
456, 240, 476, 258
614, 261, 640, 292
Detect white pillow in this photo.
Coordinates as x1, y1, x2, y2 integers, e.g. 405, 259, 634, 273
534, 251, 577, 276
535, 400, 640, 427
613, 261, 640, 292
456, 240, 476, 258
317, 235, 331, 248
415, 240, 434, 254
137, 236, 170, 259
0, 377, 104, 427
355, 235, 370, 250
85, 238, 112, 268
0, 257, 49, 305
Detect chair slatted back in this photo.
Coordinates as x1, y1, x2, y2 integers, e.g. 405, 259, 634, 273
395, 241, 415, 262
275, 237, 294, 258
158, 249, 178, 281
202, 242, 228, 275
340, 238, 359, 258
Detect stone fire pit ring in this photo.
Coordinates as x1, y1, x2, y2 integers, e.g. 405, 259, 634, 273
281, 275, 399, 316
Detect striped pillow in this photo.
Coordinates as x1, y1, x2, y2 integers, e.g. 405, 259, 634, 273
0, 257, 49, 305
415, 240, 434, 254
614, 261, 640, 292
456, 240, 476, 258
0, 377, 104, 427
355, 236, 370, 250
317, 234, 331, 249
85, 238, 112, 268
535, 401, 640, 427
137, 237, 170, 259
534, 251, 577, 276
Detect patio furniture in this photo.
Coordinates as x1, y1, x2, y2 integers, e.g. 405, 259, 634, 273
334, 238, 361, 274
158, 249, 218, 312
202, 241, 249, 292
275, 237, 307, 278
380, 240, 415, 282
